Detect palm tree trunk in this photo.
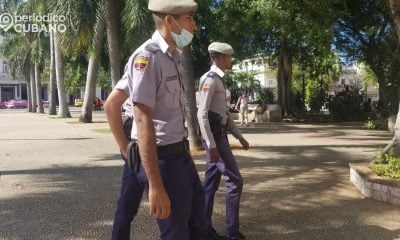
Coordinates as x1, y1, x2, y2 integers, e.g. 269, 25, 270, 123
105, 0, 121, 87
54, 31, 71, 118
79, 55, 101, 123
26, 66, 32, 112
35, 62, 44, 113
79, 15, 106, 123
30, 64, 37, 113
181, 46, 202, 150
49, 30, 57, 115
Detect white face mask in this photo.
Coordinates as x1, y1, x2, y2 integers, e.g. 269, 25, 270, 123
169, 17, 194, 49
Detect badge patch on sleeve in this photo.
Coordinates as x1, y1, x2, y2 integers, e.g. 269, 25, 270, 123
134, 56, 149, 71
202, 84, 210, 92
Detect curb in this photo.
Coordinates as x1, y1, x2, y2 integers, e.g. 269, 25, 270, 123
349, 163, 400, 206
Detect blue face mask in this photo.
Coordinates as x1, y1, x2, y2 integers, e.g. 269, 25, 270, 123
170, 18, 194, 49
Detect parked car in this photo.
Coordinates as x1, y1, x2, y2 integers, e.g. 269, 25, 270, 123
74, 99, 83, 107
5, 99, 28, 108
0, 101, 5, 109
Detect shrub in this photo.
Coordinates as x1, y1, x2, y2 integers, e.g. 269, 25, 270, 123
306, 81, 326, 113
370, 148, 400, 179
257, 88, 275, 104
327, 87, 366, 121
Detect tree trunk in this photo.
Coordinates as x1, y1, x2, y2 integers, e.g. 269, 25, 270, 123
49, 30, 57, 115
181, 46, 202, 150
30, 64, 37, 113
376, 0, 400, 158
390, 0, 400, 44
26, 66, 32, 112
79, 55, 101, 123
276, 41, 294, 117
35, 62, 44, 113
105, 0, 121, 88
54, 31, 71, 118
79, 16, 105, 123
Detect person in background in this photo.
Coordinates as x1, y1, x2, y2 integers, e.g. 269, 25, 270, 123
197, 42, 250, 240
235, 93, 249, 126
254, 102, 266, 123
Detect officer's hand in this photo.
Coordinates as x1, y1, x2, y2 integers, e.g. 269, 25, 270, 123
148, 185, 171, 220
239, 137, 249, 150
210, 148, 220, 163
120, 147, 128, 160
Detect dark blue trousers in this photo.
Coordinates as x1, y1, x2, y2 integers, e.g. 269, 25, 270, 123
203, 136, 243, 239
112, 158, 146, 240
156, 153, 208, 240
112, 153, 208, 240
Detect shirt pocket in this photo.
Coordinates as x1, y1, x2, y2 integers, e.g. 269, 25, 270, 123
214, 90, 226, 103
165, 78, 180, 109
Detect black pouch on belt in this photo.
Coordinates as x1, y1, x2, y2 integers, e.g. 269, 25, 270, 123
123, 116, 133, 141
127, 141, 140, 173
208, 111, 223, 141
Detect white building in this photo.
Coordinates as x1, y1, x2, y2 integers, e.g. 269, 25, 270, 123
329, 64, 379, 101
232, 56, 277, 90
0, 36, 28, 101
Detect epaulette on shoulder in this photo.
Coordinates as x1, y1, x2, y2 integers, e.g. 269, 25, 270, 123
207, 71, 217, 78
145, 43, 160, 53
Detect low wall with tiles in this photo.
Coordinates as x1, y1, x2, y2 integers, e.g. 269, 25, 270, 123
349, 163, 400, 206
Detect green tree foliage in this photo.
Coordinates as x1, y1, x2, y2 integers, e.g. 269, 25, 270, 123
334, 0, 400, 114
360, 64, 378, 86
257, 88, 275, 104
64, 61, 85, 97
210, 0, 341, 116
225, 70, 257, 101
306, 80, 327, 113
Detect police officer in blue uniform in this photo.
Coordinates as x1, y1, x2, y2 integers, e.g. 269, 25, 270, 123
197, 42, 250, 240
104, 0, 209, 239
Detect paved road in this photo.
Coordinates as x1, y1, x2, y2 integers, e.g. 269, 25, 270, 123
1, 110, 399, 240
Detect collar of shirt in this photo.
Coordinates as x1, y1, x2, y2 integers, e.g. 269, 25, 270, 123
211, 65, 225, 78
152, 31, 181, 60
152, 31, 169, 54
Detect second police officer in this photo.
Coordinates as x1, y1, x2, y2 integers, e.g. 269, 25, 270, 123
105, 0, 210, 239
197, 42, 250, 240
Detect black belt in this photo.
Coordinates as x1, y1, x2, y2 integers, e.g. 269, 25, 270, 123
157, 139, 189, 156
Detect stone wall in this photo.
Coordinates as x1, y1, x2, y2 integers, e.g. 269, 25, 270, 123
349, 164, 400, 206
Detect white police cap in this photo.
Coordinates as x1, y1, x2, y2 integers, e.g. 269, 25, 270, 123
148, 0, 198, 15
208, 42, 234, 55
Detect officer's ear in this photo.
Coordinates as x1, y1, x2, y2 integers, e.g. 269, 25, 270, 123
166, 14, 181, 30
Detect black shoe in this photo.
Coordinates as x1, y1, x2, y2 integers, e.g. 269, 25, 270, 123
207, 226, 223, 240
224, 231, 246, 240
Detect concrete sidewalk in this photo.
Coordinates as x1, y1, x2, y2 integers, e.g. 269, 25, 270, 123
0, 110, 399, 240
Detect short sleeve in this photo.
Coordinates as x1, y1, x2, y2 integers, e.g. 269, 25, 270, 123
127, 50, 159, 109
114, 72, 130, 97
